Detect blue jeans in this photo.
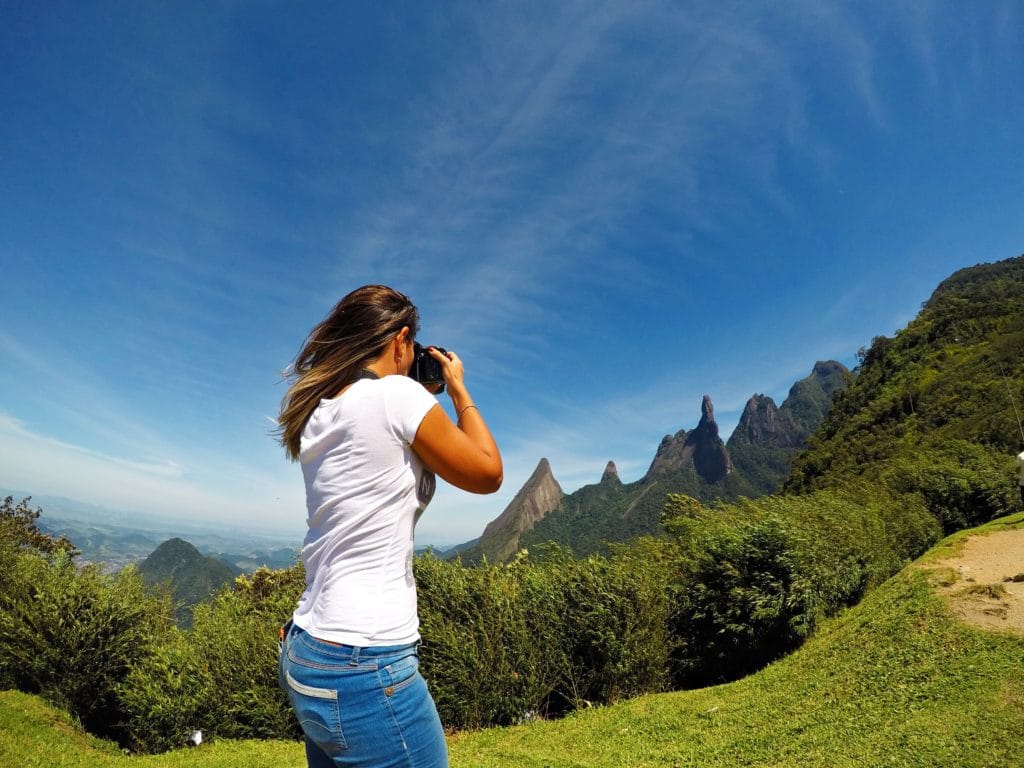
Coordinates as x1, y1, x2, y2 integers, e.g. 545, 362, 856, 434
279, 624, 448, 768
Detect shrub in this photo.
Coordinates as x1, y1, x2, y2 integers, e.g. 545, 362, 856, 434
415, 546, 672, 729
537, 542, 671, 710
0, 546, 170, 742
119, 566, 303, 752
117, 628, 213, 753
667, 510, 815, 686
661, 488, 937, 688
880, 442, 1017, 533
415, 552, 562, 728
0, 495, 78, 557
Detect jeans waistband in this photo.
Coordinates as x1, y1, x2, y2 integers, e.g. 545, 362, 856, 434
288, 624, 418, 665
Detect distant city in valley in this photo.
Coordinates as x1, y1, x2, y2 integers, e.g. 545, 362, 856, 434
1, 488, 302, 573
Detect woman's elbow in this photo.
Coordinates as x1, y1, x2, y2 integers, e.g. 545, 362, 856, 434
473, 462, 503, 494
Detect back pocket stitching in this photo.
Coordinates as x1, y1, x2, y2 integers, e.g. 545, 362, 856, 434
286, 670, 338, 700
285, 671, 347, 753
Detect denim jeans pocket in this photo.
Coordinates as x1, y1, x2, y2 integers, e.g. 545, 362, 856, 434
380, 652, 420, 694
284, 669, 348, 756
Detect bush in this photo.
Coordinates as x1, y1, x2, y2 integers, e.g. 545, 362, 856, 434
117, 628, 213, 753
661, 489, 937, 688
415, 546, 672, 729
881, 442, 1018, 533
415, 551, 563, 728
667, 510, 815, 686
538, 542, 671, 710
0, 545, 170, 742
119, 566, 303, 752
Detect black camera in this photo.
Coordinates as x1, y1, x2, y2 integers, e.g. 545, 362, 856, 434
409, 343, 448, 393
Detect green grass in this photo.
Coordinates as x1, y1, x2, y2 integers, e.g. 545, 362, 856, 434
0, 690, 304, 767
4, 514, 1024, 767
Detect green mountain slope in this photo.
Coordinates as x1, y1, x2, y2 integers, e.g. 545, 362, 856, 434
138, 538, 240, 626
727, 361, 851, 495
788, 255, 1024, 529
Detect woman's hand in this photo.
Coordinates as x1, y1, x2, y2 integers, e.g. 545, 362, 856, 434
427, 346, 466, 399
412, 349, 502, 494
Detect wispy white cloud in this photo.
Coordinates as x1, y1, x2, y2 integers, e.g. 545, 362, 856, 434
318, 1, 918, 373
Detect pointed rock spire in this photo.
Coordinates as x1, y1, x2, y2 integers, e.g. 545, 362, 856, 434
686, 394, 732, 483
479, 458, 565, 562
600, 460, 620, 484
699, 394, 716, 427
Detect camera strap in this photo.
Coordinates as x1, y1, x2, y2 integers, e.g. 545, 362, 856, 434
358, 369, 380, 380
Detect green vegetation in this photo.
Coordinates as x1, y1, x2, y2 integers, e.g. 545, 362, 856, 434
1, 495, 78, 557
4, 514, 1022, 767
138, 538, 241, 626
0, 500, 169, 743
448, 517, 1024, 767
0, 690, 300, 767
416, 543, 671, 728
788, 257, 1024, 520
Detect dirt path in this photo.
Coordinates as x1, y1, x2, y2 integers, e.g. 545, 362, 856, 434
928, 528, 1024, 635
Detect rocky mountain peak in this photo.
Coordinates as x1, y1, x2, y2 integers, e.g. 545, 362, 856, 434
686, 394, 732, 483
644, 395, 731, 484
730, 393, 802, 449
601, 460, 620, 484
699, 394, 716, 425
478, 457, 565, 562
645, 429, 689, 478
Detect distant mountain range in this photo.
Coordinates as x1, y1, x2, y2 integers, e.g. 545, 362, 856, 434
462, 360, 849, 561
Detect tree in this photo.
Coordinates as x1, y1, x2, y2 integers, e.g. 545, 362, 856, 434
0, 496, 78, 557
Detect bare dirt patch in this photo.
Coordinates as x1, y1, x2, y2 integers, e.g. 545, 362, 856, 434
927, 529, 1024, 635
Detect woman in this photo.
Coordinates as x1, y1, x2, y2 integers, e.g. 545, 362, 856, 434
277, 285, 502, 768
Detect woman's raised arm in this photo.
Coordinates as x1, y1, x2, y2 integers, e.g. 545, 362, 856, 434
411, 349, 502, 494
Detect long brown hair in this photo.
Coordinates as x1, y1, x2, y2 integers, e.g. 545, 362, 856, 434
277, 285, 419, 460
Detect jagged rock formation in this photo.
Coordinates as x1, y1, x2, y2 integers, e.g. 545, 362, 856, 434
477, 458, 564, 562
727, 361, 851, 495
476, 361, 851, 559
689, 395, 732, 483
645, 395, 732, 484
731, 394, 801, 448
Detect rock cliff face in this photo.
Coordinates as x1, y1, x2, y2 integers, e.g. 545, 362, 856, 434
646, 395, 732, 484
726, 360, 851, 496
478, 458, 564, 562
731, 394, 803, 448
729, 361, 851, 450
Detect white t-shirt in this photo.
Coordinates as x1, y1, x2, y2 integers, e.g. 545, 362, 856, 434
1017, 450, 1024, 485
292, 374, 438, 646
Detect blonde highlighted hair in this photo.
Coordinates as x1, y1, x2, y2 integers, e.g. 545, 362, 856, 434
277, 285, 419, 460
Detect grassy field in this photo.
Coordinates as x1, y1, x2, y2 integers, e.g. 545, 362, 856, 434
3, 513, 1023, 767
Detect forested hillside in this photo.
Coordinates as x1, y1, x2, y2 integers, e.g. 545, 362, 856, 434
788, 255, 1024, 529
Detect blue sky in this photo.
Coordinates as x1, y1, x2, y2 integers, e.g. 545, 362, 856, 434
2, 2, 1023, 546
